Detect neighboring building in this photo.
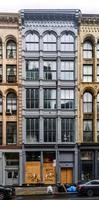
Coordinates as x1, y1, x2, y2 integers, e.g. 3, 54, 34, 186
0, 13, 23, 186
78, 14, 99, 181
20, 9, 80, 185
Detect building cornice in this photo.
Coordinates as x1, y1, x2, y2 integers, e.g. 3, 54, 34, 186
20, 9, 81, 25
79, 14, 99, 25
0, 13, 19, 25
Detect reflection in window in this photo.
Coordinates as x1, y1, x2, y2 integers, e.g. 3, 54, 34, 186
61, 33, 74, 51
26, 152, 40, 161
61, 61, 74, 80
44, 89, 56, 109
26, 88, 39, 109
25, 33, 39, 51
83, 41, 92, 59
26, 118, 39, 143
61, 118, 74, 142
43, 33, 56, 51
6, 92, 17, 114
83, 120, 93, 142
6, 122, 17, 144
83, 65, 92, 82
6, 40, 17, 59
44, 118, 56, 142
61, 89, 74, 109
83, 92, 92, 113
81, 151, 94, 181
6, 65, 16, 83
26, 60, 39, 80
44, 61, 56, 80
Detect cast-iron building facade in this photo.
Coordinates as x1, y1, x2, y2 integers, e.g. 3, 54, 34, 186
20, 9, 80, 185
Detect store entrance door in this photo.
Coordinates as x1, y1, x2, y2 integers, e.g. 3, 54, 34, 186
61, 168, 73, 184
5, 170, 19, 186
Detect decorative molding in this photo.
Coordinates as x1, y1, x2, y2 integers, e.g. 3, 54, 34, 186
81, 26, 99, 32
0, 15, 18, 24
24, 20, 75, 28
79, 15, 99, 25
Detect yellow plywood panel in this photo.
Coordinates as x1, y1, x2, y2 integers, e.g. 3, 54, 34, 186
61, 168, 73, 184
25, 161, 40, 184
61, 168, 66, 184
66, 168, 73, 184
43, 163, 56, 184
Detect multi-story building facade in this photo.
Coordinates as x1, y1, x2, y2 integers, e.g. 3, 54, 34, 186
78, 14, 99, 181
0, 13, 23, 186
20, 9, 80, 185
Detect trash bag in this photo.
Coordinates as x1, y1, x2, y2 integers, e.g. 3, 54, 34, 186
67, 185, 76, 192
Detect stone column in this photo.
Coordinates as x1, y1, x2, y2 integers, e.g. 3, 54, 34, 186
93, 94, 97, 142
19, 151, 23, 186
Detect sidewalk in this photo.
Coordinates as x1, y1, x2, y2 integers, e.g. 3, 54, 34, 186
15, 186, 77, 196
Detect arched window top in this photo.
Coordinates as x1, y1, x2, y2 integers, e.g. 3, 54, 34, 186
6, 92, 17, 115
6, 40, 16, 49
83, 40, 93, 50
25, 33, 39, 43
61, 33, 74, 43
43, 33, 56, 51
7, 92, 16, 99
83, 92, 92, 113
25, 32, 39, 51
6, 40, 17, 59
83, 40, 93, 59
83, 92, 92, 102
43, 33, 56, 43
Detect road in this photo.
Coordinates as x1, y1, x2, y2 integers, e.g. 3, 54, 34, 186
15, 194, 99, 200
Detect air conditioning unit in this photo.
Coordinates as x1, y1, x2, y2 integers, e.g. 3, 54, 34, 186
6, 109, 12, 115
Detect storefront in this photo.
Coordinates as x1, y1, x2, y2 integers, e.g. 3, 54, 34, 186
24, 146, 78, 185
78, 145, 99, 181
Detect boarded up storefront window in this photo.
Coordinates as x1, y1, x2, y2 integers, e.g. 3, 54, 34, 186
43, 152, 56, 184
25, 161, 40, 184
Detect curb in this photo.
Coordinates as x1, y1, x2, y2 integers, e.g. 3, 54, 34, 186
16, 192, 78, 196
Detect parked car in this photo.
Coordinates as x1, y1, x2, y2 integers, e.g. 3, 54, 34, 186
0, 185, 15, 200
77, 179, 99, 197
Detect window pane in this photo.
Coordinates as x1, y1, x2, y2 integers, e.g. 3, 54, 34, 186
61, 89, 74, 109
61, 118, 74, 142
44, 118, 56, 142
26, 118, 39, 143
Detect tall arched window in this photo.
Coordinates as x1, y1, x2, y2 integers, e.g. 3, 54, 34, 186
60, 33, 74, 51
0, 94, 2, 114
6, 92, 17, 114
0, 41, 2, 59
83, 40, 93, 59
83, 92, 92, 113
25, 33, 39, 51
43, 33, 56, 51
6, 40, 17, 59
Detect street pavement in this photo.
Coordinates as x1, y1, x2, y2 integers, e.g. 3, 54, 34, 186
15, 194, 99, 200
